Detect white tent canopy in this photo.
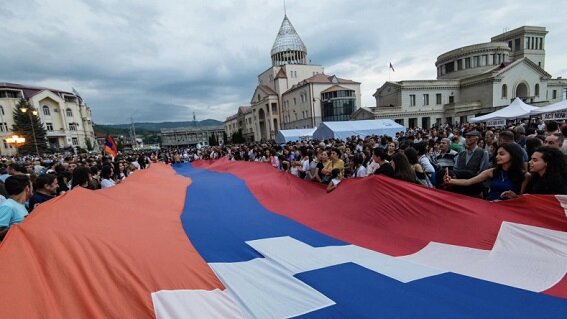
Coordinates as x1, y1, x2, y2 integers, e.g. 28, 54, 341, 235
469, 98, 537, 123
312, 119, 404, 140
530, 99, 567, 117
275, 128, 315, 144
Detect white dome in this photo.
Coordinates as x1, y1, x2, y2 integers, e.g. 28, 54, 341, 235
271, 15, 308, 66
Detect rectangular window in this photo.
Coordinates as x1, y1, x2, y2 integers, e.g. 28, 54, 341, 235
449, 96, 455, 104
473, 56, 479, 67
464, 58, 471, 69
553, 90, 557, 99
515, 38, 521, 50
457, 59, 463, 70
481, 55, 487, 66
72, 137, 78, 146
46, 123, 53, 131
524, 37, 530, 50
436, 93, 442, 105
293, 97, 297, 106
410, 94, 416, 106
423, 94, 429, 106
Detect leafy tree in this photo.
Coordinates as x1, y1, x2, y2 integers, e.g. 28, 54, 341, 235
85, 137, 94, 151
116, 137, 124, 151
222, 131, 228, 145
230, 130, 245, 144
209, 134, 218, 146
11, 98, 48, 155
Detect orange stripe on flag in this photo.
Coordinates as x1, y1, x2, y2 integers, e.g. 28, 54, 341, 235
0, 164, 223, 318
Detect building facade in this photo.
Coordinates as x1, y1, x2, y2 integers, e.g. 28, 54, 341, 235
160, 126, 224, 147
364, 26, 567, 128
224, 106, 254, 143
0, 82, 97, 155
225, 15, 361, 142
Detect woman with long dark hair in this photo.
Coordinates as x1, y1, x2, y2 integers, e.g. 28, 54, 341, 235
391, 152, 418, 184
444, 143, 528, 200
525, 146, 567, 194
351, 153, 367, 178
100, 165, 116, 189
404, 147, 432, 187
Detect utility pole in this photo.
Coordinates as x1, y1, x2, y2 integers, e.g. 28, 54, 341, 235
131, 115, 137, 150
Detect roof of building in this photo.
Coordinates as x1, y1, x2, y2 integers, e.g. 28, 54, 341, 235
275, 68, 287, 79
270, 15, 307, 56
285, 74, 360, 94
238, 106, 252, 114
458, 57, 552, 87
320, 85, 352, 94
0, 82, 76, 99
257, 85, 278, 96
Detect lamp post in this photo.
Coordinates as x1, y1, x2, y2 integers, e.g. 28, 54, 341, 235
312, 97, 322, 128
19, 106, 40, 157
5, 135, 26, 154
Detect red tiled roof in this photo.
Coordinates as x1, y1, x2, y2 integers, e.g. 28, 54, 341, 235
285, 74, 359, 94
0, 82, 74, 99
258, 85, 278, 95
275, 68, 287, 79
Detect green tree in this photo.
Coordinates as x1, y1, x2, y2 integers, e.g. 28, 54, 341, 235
84, 137, 94, 151
209, 134, 218, 146
11, 98, 48, 155
222, 131, 228, 145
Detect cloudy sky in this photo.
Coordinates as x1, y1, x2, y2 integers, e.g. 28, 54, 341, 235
2, 0, 566, 124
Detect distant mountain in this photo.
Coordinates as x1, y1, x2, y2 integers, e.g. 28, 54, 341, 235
95, 119, 223, 134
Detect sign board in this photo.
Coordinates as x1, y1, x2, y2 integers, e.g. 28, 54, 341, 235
486, 119, 506, 127
542, 112, 567, 121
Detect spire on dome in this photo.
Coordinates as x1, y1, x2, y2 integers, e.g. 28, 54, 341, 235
270, 15, 308, 66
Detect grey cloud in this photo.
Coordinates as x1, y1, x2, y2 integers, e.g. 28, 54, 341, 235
2, 0, 566, 124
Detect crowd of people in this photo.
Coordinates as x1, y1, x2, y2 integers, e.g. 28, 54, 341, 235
192, 120, 567, 198
2, 119, 567, 241
0, 152, 156, 240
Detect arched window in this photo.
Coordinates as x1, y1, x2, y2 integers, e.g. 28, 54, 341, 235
502, 84, 508, 98
535, 84, 540, 97
66, 108, 73, 117
43, 105, 50, 116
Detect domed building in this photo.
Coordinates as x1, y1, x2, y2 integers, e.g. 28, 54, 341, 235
271, 15, 308, 66
359, 26, 567, 128
225, 15, 361, 142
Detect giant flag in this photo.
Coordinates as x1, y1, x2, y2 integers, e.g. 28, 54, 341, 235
0, 160, 566, 318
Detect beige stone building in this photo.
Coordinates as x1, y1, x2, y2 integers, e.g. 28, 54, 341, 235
161, 126, 224, 147
225, 15, 361, 142
361, 26, 567, 128
224, 106, 254, 142
0, 83, 97, 155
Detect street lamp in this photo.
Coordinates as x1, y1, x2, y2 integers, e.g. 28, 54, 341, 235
20, 106, 40, 157
5, 134, 26, 152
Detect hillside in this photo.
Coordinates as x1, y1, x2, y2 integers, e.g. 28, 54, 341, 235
97, 119, 223, 132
